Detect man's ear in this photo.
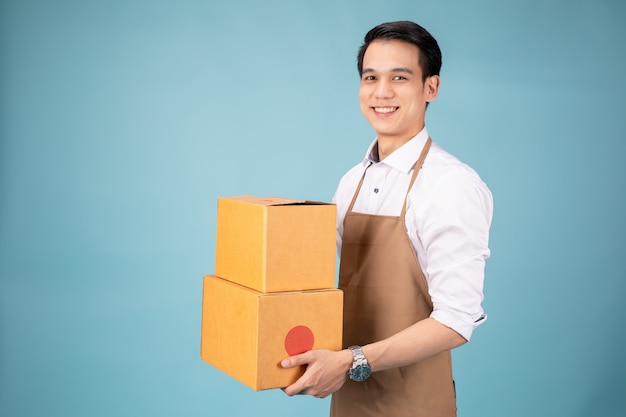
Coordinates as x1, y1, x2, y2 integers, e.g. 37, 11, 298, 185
425, 75, 440, 103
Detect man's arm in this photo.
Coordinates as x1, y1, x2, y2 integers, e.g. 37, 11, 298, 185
281, 317, 465, 398
284, 150, 492, 399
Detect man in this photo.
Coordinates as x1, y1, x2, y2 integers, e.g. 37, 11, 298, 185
282, 21, 493, 416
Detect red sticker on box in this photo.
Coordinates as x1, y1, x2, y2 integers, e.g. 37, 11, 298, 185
284, 325, 314, 356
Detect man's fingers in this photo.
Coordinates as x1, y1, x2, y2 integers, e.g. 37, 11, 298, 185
281, 351, 315, 396
282, 382, 305, 396
281, 349, 347, 399
281, 351, 312, 368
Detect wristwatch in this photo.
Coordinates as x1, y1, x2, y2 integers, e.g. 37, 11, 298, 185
348, 345, 372, 382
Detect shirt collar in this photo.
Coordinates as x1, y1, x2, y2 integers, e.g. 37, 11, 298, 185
362, 127, 430, 174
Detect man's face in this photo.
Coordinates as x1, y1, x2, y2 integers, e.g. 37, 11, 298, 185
359, 40, 439, 145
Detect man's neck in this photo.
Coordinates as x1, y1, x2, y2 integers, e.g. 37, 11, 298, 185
376, 130, 422, 160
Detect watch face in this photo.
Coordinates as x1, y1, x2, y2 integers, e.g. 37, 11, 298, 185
350, 364, 372, 382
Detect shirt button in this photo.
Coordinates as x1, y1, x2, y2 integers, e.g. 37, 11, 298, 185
374, 188, 379, 193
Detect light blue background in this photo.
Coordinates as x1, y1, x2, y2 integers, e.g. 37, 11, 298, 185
1, 0, 624, 416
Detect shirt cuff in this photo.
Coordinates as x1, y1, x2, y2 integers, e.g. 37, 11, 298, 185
430, 309, 487, 341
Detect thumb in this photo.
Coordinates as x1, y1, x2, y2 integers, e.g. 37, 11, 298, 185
281, 351, 312, 368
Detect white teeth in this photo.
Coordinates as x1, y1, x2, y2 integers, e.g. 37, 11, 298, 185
374, 107, 397, 113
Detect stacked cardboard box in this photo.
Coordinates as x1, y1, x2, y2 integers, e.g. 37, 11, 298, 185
200, 196, 343, 391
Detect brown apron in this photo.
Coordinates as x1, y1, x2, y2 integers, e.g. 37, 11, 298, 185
330, 138, 457, 417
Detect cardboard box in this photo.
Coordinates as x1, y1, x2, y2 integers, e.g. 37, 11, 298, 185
200, 275, 343, 391
215, 196, 336, 293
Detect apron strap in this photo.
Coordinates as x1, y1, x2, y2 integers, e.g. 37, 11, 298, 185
346, 162, 372, 214
400, 138, 432, 217
346, 137, 432, 216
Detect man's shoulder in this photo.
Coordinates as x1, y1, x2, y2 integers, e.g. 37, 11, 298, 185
426, 142, 484, 179
337, 161, 367, 186
417, 142, 492, 206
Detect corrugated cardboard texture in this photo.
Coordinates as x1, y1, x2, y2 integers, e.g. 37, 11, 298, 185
215, 196, 336, 293
200, 275, 343, 391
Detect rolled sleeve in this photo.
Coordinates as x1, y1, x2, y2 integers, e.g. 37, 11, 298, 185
409, 169, 493, 341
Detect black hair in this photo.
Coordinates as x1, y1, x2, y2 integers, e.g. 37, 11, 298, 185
357, 21, 442, 82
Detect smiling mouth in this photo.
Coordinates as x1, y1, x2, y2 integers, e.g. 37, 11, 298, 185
373, 106, 399, 114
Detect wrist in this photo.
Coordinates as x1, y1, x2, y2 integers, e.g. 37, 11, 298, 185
347, 345, 372, 382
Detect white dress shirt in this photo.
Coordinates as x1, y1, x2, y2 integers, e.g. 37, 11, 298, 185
332, 127, 493, 341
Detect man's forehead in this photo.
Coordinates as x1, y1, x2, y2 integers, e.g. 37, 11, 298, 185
363, 39, 419, 74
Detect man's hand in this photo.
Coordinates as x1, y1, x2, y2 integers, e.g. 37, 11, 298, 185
281, 349, 352, 398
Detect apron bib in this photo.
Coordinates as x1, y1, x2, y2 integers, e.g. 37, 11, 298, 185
330, 138, 457, 417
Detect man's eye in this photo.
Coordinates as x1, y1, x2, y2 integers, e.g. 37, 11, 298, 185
393, 76, 407, 81
363, 75, 376, 81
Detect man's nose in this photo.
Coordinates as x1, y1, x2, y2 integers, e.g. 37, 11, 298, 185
374, 79, 393, 98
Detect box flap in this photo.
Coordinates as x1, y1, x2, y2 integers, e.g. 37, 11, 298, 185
221, 195, 332, 207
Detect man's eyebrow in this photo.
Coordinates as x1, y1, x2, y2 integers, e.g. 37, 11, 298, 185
361, 67, 414, 74
391, 67, 414, 74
